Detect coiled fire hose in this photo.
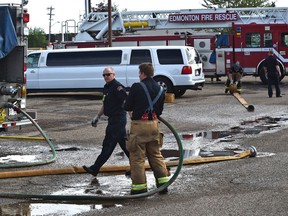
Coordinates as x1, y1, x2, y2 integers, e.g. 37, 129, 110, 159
0, 102, 56, 168
0, 116, 184, 201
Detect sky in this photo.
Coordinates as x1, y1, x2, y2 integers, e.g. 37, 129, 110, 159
1, 0, 287, 33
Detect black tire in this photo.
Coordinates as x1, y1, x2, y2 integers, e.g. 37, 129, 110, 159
0, 128, 8, 132
259, 62, 285, 84
153, 77, 173, 94
259, 67, 268, 84
174, 89, 186, 98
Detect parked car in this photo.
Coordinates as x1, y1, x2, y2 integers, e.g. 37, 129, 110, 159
26, 46, 205, 97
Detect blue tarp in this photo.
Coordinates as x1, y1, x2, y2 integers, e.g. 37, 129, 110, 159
216, 34, 229, 47
209, 34, 229, 64
0, 7, 18, 59
209, 50, 216, 64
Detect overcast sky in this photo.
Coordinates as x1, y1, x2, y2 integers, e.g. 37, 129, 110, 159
1, 0, 287, 33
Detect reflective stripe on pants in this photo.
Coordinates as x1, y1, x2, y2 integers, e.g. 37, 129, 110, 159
131, 183, 147, 191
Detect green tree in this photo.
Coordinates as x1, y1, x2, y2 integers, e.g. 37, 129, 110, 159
28, 27, 48, 48
92, 1, 118, 12
201, 0, 275, 8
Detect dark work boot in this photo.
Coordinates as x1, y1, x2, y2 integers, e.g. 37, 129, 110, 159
83, 165, 98, 176
130, 189, 147, 195
157, 183, 168, 195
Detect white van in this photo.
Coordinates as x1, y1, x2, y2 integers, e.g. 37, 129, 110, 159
27, 46, 205, 97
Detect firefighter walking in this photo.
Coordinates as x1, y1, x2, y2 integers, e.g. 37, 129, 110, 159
124, 62, 169, 195
225, 61, 244, 93
83, 67, 130, 177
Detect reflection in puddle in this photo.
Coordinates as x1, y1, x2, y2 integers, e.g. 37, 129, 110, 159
0, 203, 122, 216
0, 155, 37, 163
161, 148, 238, 159
162, 116, 287, 160
256, 152, 276, 157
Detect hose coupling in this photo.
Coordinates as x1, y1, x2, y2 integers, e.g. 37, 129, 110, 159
0, 86, 18, 97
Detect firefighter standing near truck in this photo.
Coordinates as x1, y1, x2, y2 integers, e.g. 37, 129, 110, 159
124, 62, 169, 195
263, 50, 282, 98
225, 61, 243, 93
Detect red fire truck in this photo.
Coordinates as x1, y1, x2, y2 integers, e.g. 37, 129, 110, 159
54, 7, 288, 84
0, 1, 32, 130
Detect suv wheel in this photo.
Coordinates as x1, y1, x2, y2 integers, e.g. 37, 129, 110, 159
154, 77, 173, 93
174, 89, 186, 98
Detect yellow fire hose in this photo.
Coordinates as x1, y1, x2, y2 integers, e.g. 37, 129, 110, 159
228, 84, 255, 112
0, 147, 256, 179
233, 92, 255, 112
0, 135, 45, 140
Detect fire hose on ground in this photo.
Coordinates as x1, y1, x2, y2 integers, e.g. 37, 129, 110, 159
0, 102, 57, 168
229, 84, 255, 112
0, 104, 257, 201
0, 105, 184, 200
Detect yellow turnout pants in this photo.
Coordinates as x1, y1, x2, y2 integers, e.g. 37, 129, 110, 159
127, 120, 168, 187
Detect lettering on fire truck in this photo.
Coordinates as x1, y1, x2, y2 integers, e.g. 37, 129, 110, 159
168, 13, 238, 23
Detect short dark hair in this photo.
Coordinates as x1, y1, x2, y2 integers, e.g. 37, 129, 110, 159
139, 62, 154, 77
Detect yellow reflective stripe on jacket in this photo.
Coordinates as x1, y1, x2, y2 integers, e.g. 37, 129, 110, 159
157, 176, 169, 184
131, 183, 147, 191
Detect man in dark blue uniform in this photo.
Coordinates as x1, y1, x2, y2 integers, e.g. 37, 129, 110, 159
124, 62, 169, 195
263, 50, 282, 98
83, 67, 129, 176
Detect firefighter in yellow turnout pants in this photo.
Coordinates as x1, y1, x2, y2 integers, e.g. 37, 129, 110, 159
225, 61, 243, 94
124, 62, 169, 195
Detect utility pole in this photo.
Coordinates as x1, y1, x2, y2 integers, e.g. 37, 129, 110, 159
108, 0, 112, 47
47, 6, 55, 42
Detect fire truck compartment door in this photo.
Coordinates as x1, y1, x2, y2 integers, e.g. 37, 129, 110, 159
215, 50, 226, 75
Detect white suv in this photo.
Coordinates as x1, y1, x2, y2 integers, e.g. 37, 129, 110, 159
27, 46, 205, 97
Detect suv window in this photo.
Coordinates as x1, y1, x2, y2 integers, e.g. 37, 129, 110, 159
28, 53, 41, 68
157, 49, 183, 64
46, 50, 122, 66
130, 49, 152, 64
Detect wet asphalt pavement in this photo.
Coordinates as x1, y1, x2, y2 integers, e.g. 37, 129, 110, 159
0, 76, 288, 216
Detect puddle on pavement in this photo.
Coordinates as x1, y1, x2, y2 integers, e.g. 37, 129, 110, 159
167, 115, 288, 159
0, 202, 123, 216
0, 155, 37, 163
0, 116, 286, 165
1, 115, 287, 215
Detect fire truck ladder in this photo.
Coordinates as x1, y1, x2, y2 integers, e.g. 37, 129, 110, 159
76, 7, 288, 41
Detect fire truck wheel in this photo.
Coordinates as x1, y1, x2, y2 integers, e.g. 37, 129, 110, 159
154, 77, 173, 94
259, 63, 284, 84
259, 67, 268, 85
